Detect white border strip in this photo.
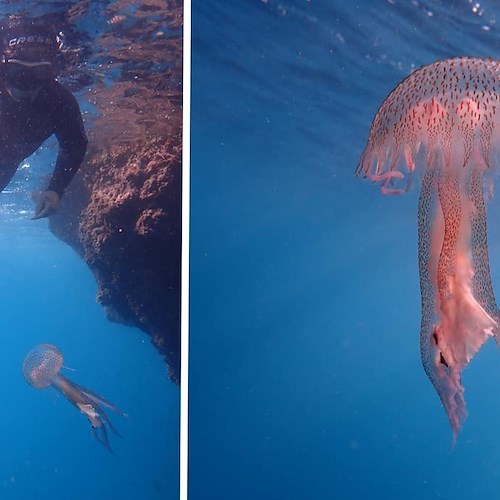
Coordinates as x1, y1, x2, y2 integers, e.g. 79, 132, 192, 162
180, 0, 191, 498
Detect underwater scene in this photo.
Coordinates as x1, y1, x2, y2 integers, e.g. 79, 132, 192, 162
190, 1, 500, 499
0, 1, 181, 499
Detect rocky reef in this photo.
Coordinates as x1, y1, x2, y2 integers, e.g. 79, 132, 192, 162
49, 135, 181, 382
48, 0, 183, 382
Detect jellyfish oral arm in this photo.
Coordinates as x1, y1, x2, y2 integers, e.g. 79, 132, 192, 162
77, 402, 101, 427
49, 373, 123, 449
419, 165, 496, 437
73, 382, 127, 417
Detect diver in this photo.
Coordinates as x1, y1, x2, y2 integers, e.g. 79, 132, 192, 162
0, 17, 87, 219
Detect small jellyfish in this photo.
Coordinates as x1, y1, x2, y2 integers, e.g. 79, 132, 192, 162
23, 344, 126, 450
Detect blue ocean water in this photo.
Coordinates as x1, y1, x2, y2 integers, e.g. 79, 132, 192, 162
190, 1, 500, 499
0, 220, 179, 500
0, 4, 180, 500
0, 193, 179, 500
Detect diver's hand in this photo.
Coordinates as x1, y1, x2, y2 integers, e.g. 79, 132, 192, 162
31, 190, 59, 220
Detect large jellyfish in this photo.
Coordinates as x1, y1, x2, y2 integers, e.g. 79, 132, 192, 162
356, 57, 500, 438
23, 343, 126, 450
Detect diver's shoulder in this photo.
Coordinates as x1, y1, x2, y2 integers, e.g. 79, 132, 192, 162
42, 80, 78, 108
48, 79, 75, 98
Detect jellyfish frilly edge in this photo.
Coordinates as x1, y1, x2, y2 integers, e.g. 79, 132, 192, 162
23, 343, 126, 450
356, 57, 500, 440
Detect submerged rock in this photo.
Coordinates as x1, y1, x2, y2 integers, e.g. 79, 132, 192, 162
49, 136, 181, 382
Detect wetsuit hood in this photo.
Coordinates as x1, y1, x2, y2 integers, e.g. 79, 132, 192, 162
0, 18, 60, 64
0, 19, 59, 103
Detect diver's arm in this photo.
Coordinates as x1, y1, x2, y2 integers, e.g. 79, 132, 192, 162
48, 90, 88, 199
32, 90, 87, 220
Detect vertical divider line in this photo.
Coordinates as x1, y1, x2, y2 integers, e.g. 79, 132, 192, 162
180, 1, 191, 499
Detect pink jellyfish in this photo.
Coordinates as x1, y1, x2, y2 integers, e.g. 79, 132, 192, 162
356, 57, 500, 438
23, 343, 126, 450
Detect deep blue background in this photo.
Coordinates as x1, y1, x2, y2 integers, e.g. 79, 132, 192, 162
190, 1, 500, 499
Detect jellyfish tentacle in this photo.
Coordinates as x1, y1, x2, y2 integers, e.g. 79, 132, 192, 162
51, 375, 103, 425
71, 382, 127, 436
419, 163, 497, 438
91, 422, 113, 453
418, 167, 438, 377
50, 374, 124, 446
436, 168, 461, 300
469, 167, 500, 341
418, 166, 468, 437
434, 167, 468, 436
72, 382, 127, 417
68, 382, 126, 438
418, 167, 467, 435
78, 393, 124, 438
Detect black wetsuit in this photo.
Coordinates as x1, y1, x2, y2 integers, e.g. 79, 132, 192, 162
0, 79, 87, 197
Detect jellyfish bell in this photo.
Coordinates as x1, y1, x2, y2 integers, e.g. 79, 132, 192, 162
356, 57, 500, 439
22, 343, 63, 389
